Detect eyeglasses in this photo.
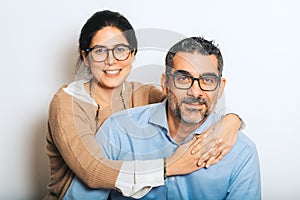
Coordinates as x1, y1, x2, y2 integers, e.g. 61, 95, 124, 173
169, 70, 221, 91
86, 44, 133, 62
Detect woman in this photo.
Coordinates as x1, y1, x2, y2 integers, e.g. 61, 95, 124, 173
45, 10, 242, 199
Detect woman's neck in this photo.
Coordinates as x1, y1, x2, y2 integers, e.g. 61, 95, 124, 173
85, 78, 123, 108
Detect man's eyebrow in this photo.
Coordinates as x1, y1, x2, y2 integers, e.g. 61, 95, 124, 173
173, 70, 218, 77
201, 72, 218, 77
175, 70, 191, 75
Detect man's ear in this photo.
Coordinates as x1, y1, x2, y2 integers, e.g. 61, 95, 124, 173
81, 50, 90, 67
160, 73, 168, 95
218, 77, 226, 99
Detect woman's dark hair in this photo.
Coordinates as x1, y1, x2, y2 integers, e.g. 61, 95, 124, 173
76, 10, 137, 73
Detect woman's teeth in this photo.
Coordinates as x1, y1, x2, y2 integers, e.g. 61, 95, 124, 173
105, 70, 120, 75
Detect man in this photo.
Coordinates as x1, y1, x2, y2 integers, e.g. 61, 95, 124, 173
65, 36, 261, 199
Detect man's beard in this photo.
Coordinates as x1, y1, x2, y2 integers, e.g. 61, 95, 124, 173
173, 96, 210, 124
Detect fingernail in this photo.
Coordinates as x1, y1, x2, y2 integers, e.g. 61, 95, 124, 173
191, 150, 195, 155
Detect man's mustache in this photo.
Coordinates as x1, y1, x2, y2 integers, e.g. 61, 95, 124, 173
181, 97, 208, 106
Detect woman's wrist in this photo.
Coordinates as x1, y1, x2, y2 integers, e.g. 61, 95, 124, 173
223, 113, 246, 130
165, 157, 176, 177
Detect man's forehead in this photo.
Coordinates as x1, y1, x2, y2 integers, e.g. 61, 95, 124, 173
172, 52, 218, 75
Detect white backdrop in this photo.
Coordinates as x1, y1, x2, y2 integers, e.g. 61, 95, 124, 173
0, 0, 299, 199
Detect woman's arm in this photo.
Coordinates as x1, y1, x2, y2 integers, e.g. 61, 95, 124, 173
47, 87, 208, 197
48, 89, 122, 189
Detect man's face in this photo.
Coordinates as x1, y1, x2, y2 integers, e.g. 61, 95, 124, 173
162, 52, 226, 125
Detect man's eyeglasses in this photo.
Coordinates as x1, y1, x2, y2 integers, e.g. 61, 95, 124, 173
169, 70, 221, 91
86, 44, 133, 62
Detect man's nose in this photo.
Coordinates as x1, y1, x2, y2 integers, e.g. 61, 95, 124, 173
187, 80, 204, 98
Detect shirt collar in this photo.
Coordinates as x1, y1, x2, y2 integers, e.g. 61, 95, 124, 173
149, 100, 169, 129
63, 79, 97, 106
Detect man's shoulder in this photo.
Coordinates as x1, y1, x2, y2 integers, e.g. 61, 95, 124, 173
238, 132, 257, 148
106, 103, 162, 131
112, 102, 162, 119
232, 132, 258, 158
99, 102, 164, 141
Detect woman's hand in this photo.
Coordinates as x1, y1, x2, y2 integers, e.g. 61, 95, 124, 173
190, 113, 242, 168
166, 138, 206, 176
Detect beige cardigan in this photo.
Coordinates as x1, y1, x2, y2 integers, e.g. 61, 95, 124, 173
45, 81, 166, 199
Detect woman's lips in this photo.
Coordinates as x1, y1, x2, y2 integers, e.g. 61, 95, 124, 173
103, 69, 121, 77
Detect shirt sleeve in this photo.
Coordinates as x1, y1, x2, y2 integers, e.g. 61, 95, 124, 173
226, 135, 261, 199
116, 160, 164, 198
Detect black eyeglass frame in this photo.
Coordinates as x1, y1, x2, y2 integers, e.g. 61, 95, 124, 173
168, 70, 221, 91
86, 44, 134, 62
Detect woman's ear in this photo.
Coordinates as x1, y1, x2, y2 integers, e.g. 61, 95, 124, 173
160, 73, 168, 94
81, 50, 89, 67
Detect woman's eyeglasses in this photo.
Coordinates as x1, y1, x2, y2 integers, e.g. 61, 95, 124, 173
86, 44, 133, 62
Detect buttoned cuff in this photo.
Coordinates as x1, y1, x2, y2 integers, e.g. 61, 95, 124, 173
115, 159, 164, 198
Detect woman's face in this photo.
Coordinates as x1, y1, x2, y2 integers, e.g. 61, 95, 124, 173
82, 26, 135, 89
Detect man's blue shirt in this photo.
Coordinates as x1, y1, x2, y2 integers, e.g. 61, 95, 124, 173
64, 101, 261, 200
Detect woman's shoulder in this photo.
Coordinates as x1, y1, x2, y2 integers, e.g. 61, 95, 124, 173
126, 81, 166, 105
50, 79, 92, 109
126, 81, 159, 92
50, 84, 69, 102
49, 85, 72, 112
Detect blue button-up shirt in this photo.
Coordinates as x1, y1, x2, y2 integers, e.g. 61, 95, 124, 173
64, 101, 261, 200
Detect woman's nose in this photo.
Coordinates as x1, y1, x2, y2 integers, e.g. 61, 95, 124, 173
105, 50, 116, 65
